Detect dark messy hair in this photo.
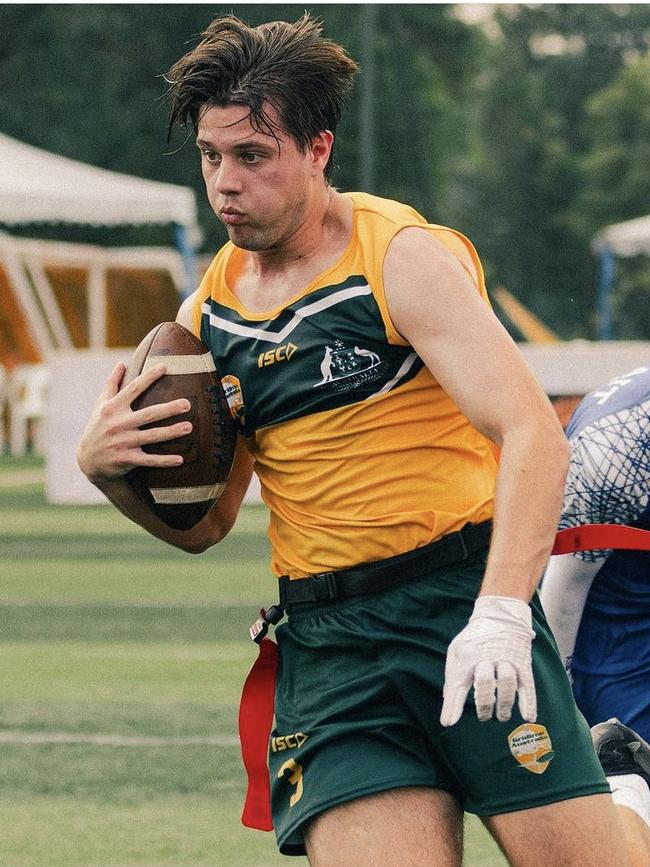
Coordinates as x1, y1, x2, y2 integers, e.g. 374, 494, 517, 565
165, 14, 359, 180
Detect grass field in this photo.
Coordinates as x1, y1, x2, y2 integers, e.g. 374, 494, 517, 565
0, 455, 507, 866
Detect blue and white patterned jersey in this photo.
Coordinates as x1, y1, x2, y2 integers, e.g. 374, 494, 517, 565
560, 365, 650, 675
561, 365, 650, 561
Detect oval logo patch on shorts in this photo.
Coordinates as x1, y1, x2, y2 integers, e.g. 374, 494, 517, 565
508, 723, 555, 775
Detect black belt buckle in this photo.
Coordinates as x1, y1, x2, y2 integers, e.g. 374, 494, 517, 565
311, 571, 338, 601
456, 526, 469, 561
249, 604, 285, 644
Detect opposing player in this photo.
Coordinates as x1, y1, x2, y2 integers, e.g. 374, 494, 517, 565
78, 15, 629, 866
541, 366, 650, 866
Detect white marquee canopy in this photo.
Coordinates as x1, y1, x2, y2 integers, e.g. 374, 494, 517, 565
0, 132, 200, 242
592, 213, 650, 257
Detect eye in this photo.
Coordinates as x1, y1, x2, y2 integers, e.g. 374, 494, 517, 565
241, 152, 262, 164
201, 149, 220, 165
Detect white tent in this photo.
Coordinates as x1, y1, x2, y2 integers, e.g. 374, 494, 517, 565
591, 213, 650, 338
593, 213, 650, 257
0, 131, 200, 243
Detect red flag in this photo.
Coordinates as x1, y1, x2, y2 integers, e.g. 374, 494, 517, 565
238, 637, 279, 831
552, 523, 650, 555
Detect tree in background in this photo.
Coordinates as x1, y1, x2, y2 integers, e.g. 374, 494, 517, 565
570, 57, 650, 339
455, 4, 650, 338
0, 4, 479, 252
1, 4, 649, 337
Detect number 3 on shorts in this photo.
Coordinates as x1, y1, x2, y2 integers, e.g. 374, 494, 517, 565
277, 758, 304, 807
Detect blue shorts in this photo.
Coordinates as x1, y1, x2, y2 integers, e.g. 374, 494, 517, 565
573, 666, 650, 741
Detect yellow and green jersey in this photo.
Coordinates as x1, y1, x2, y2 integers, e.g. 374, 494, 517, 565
193, 192, 497, 578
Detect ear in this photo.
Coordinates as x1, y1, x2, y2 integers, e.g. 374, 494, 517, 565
309, 130, 334, 176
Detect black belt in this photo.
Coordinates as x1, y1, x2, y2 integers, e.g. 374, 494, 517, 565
278, 520, 492, 609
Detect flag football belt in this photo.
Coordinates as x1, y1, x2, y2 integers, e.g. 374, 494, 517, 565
238, 521, 650, 833
278, 519, 493, 610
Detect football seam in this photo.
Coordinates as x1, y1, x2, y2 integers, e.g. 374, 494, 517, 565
205, 384, 237, 479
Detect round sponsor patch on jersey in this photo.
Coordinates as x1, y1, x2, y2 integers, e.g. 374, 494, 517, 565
508, 723, 555, 775
222, 375, 245, 421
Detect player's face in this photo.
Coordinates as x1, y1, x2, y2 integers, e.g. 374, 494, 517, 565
196, 103, 328, 252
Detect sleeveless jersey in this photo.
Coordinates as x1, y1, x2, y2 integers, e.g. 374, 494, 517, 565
560, 365, 650, 675
194, 192, 497, 578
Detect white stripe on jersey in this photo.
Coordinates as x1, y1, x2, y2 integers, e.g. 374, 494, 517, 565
367, 352, 419, 399
202, 284, 373, 345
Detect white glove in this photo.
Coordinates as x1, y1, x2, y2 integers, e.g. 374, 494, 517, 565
440, 596, 537, 727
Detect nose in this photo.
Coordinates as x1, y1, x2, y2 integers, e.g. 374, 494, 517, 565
212, 157, 243, 197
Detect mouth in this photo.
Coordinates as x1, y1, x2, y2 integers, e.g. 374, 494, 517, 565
220, 209, 246, 226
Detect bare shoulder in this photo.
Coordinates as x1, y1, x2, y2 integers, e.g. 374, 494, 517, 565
383, 226, 484, 342
384, 225, 478, 288
176, 290, 201, 333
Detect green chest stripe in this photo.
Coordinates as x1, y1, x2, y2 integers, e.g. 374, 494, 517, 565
201, 275, 423, 435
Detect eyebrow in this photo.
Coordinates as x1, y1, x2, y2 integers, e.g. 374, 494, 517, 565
195, 138, 276, 152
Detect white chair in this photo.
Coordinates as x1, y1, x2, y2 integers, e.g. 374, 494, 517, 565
7, 363, 49, 456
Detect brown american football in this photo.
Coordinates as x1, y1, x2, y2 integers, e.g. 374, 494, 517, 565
122, 322, 238, 530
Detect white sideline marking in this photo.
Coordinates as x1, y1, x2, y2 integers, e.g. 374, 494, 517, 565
0, 597, 257, 608
0, 469, 45, 487
0, 731, 239, 747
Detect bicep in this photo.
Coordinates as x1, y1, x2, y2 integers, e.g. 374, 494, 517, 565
384, 228, 556, 445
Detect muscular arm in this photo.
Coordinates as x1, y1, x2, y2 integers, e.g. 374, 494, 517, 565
77, 292, 254, 553
384, 227, 569, 601
385, 228, 569, 724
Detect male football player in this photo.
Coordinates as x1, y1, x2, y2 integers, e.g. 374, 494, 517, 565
541, 366, 650, 866
79, 14, 629, 866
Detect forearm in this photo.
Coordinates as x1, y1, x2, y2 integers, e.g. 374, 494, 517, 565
539, 555, 601, 666
77, 356, 256, 553
480, 420, 570, 602
88, 474, 222, 553
85, 438, 255, 554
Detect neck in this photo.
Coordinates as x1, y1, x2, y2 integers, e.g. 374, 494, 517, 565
249, 186, 343, 278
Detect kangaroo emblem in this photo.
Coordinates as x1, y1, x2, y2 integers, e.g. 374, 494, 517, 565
314, 342, 382, 388
317, 345, 335, 384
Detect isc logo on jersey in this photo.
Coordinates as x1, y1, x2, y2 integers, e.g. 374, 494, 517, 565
508, 723, 555, 774
258, 343, 297, 367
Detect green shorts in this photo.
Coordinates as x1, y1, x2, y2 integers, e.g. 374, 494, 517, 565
269, 549, 609, 856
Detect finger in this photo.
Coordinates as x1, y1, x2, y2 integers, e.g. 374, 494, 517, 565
516, 669, 537, 722
132, 450, 185, 469
495, 660, 517, 722
473, 659, 497, 721
133, 398, 192, 427
121, 363, 168, 403
137, 420, 193, 445
101, 363, 127, 400
440, 661, 474, 727
440, 685, 470, 727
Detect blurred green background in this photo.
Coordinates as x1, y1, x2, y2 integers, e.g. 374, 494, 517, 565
1, 3, 649, 338
0, 456, 507, 865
